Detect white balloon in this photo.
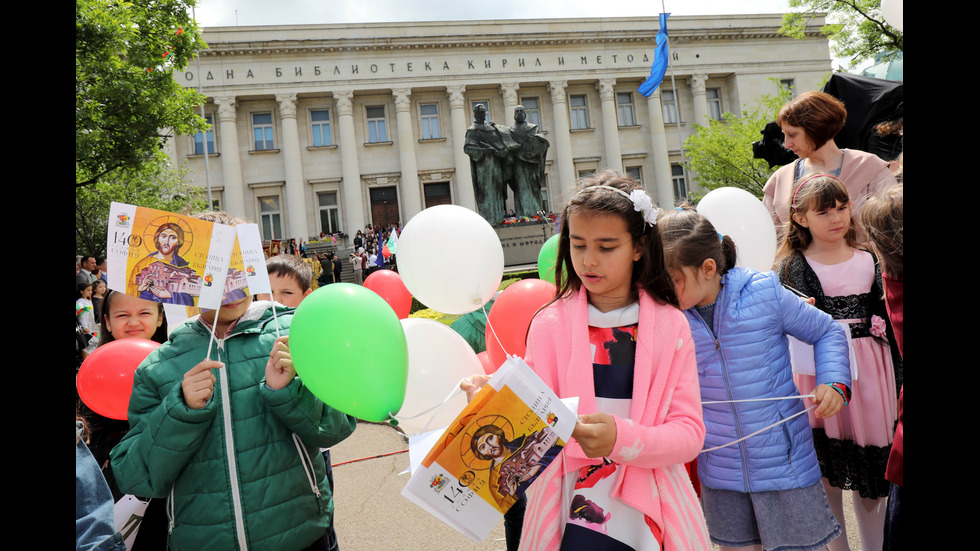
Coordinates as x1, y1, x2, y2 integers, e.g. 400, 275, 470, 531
398, 205, 504, 315
881, 0, 903, 31
398, 318, 485, 434
696, 187, 778, 272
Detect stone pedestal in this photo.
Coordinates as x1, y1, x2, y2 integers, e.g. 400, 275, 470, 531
493, 219, 556, 267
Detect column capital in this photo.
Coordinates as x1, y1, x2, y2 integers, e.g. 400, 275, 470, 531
688, 74, 708, 95
275, 93, 298, 119
446, 85, 467, 109
333, 91, 354, 116
548, 81, 567, 104
645, 88, 662, 101
392, 88, 413, 112
500, 82, 520, 104
596, 78, 617, 102
214, 96, 237, 122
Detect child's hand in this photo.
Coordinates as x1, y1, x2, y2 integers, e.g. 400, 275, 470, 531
265, 336, 296, 390
805, 297, 816, 306
183, 360, 222, 409
812, 384, 844, 419
460, 374, 490, 402
572, 413, 617, 458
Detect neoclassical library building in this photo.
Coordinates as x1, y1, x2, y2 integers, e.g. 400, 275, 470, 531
167, 14, 832, 242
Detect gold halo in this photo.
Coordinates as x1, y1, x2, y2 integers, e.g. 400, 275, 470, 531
142, 215, 195, 257
459, 414, 515, 472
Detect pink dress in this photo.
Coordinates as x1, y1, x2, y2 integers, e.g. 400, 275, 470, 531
794, 249, 897, 499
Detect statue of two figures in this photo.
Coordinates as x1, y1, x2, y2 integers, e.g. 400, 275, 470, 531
464, 105, 550, 224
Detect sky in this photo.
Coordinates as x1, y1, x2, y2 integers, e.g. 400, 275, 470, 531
191, 0, 795, 28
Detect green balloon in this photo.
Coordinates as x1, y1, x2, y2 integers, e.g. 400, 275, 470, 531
290, 283, 408, 422
537, 234, 561, 284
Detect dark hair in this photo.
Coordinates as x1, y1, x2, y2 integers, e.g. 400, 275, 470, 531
777, 91, 847, 151
97, 289, 168, 347
657, 205, 737, 276
266, 255, 313, 292
553, 171, 677, 307
777, 174, 859, 260
470, 424, 506, 461
80, 255, 96, 265
861, 184, 903, 280
77, 281, 96, 299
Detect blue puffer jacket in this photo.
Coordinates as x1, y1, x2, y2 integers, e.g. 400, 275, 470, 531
686, 268, 849, 493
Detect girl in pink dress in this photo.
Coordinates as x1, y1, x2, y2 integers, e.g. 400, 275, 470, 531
777, 174, 900, 551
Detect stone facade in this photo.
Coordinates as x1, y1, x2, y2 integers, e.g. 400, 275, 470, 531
170, 15, 831, 242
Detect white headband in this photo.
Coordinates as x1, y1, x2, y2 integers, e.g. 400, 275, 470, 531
576, 185, 660, 226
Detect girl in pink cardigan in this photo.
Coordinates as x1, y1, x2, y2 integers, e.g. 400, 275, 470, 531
470, 171, 710, 550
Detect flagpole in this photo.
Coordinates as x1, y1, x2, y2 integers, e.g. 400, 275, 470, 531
661, 0, 688, 199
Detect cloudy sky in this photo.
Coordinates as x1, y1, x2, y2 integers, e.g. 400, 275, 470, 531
192, 0, 795, 27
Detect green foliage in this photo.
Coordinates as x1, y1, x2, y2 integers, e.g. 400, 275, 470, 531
683, 84, 793, 199
76, 0, 209, 187
780, 0, 903, 69
75, 161, 209, 257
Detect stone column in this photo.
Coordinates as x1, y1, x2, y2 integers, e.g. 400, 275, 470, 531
500, 82, 520, 125
276, 93, 309, 240
447, 85, 476, 211
689, 74, 709, 125
645, 90, 675, 207
334, 91, 366, 235
214, 96, 245, 218
548, 80, 576, 199
596, 78, 623, 173
393, 88, 423, 222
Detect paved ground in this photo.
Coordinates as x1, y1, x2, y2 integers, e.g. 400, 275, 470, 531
330, 421, 860, 551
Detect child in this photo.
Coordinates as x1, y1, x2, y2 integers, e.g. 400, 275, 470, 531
474, 171, 711, 550
776, 175, 899, 551
111, 212, 357, 551
658, 206, 850, 551
76, 281, 99, 357
259, 255, 314, 307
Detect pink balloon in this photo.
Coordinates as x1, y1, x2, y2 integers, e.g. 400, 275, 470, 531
363, 270, 413, 319
77, 339, 161, 420
476, 351, 494, 375
485, 279, 556, 372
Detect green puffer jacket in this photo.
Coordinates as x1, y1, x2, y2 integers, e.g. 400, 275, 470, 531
110, 302, 357, 551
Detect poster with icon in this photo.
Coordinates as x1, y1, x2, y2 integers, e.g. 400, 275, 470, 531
105, 203, 258, 310
401, 356, 576, 541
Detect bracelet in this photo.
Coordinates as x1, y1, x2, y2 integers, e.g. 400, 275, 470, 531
829, 382, 850, 405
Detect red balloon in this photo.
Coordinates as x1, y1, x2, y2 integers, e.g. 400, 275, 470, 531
77, 339, 161, 420
476, 351, 494, 375
363, 269, 413, 319
485, 279, 556, 372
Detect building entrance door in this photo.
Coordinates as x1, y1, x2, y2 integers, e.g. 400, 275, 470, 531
370, 186, 401, 228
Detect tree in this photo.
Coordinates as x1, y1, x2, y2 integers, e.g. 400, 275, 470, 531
76, 162, 209, 258
683, 85, 793, 200
779, 0, 903, 69
76, 0, 209, 187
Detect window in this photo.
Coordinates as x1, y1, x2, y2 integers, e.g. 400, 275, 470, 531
423, 182, 452, 208
521, 97, 542, 127
626, 166, 643, 184
570, 95, 589, 129
707, 88, 722, 120
420, 104, 441, 140
318, 192, 341, 234
672, 164, 687, 200
540, 175, 550, 212
194, 115, 215, 155
366, 106, 388, 143
780, 79, 796, 96
259, 196, 282, 240
578, 170, 595, 178
662, 90, 678, 124
252, 113, 275, 150
617, 93, 636, 126
310, 109, 332, 147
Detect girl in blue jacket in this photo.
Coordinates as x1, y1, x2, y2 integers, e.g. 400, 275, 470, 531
657, 206, 851, 551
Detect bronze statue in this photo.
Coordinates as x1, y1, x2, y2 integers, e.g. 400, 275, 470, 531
508, 105, 549, 217
464, 104, 519, 224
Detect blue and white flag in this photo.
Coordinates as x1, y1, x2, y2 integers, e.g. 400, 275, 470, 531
638, 13, 670, 97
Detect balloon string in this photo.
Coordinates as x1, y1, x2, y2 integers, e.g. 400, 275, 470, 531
205, 302, 222, 360
481, 302, 509, 360
390, 377, 472, 434
699, 404, 816, 453
701, 394, 815, 405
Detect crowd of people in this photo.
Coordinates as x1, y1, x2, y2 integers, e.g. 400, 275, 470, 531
77, 90, 902, 551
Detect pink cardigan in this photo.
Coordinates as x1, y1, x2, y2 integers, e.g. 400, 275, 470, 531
763, 149, 897, 243
519, 289, 710, 551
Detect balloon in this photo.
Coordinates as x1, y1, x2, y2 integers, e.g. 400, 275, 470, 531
696, 187, 778, 272
290, 283, 408, 422
363, 269, 412, 319
398, 205, 504, 315
537, 234, 561, 284
485, 279, 557, 372
881, 0, 903, 31
476, 351, 493, 374
398, 318, 484, 434
77, 339, 161, 420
